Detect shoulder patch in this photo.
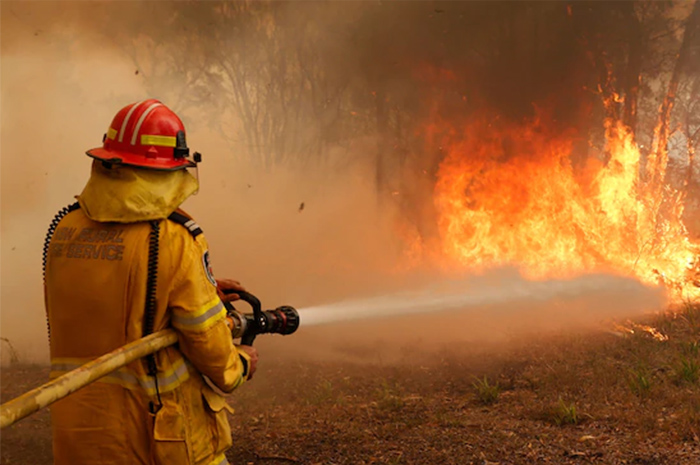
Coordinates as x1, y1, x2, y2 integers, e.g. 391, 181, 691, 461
167, 211, 203, 238
202, 250, 216, 286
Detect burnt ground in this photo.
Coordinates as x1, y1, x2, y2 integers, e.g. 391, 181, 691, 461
2, 308, 700, 465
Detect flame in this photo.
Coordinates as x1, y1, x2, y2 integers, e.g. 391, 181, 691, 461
428, 113, 699, 300
612, 321, 669, 342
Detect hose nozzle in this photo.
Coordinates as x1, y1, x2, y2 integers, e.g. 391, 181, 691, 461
223, 290, 299, 345
228, 305, 300, 340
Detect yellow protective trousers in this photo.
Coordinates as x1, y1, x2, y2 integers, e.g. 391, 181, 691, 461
45, 206, 250, 465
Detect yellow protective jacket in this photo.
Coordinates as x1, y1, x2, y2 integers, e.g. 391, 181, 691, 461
45, 164, 249, 465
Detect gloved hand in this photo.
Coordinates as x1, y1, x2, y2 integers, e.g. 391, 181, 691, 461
236, 344, 259, 379
216, 278, 246, 302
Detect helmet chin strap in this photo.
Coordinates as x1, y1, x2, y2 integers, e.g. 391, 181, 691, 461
189, 152, 202, 195
191, 164, 200, 196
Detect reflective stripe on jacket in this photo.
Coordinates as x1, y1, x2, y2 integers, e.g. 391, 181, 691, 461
45, 207, 249, 465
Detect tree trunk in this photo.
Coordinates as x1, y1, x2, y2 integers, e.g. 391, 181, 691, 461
647, 0, 700, 189
375, 85, 390, 196
621, 2, 643, 134
684, 77, 700, 189
688, 138, 697, 189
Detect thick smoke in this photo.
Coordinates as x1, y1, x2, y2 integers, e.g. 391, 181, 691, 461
0, 2, 420, 363
1, 1, 669, 364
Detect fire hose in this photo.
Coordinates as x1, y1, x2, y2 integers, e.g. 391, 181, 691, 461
0, 291, 299, 429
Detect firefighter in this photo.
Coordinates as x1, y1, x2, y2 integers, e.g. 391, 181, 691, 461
44, 99, 257, 465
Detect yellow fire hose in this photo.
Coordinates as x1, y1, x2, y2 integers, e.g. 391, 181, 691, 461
0, 291, 300, 430
0, 329, 178, 429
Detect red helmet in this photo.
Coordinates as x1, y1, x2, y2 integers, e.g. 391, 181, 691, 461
87, 99, 201, 171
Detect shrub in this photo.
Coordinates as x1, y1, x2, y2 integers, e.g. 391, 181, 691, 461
627, 367, 652, 398
376, 380, 405, 412
553, 397, 579, 426
472, 376, 501, 405
674, 356, 700, 385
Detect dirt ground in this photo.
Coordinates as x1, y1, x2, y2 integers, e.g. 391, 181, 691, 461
2, 308, 700, 465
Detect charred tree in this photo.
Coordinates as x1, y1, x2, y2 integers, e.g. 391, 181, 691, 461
374, 85, 390, 196
684, 77, 700, 190
647, 0, 700, 190
621, 2, 644, 134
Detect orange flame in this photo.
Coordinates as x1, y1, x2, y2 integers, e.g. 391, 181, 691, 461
428, 114, 699, 300
612, 321, 669, 341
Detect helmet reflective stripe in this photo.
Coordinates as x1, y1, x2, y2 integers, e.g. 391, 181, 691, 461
106, 128, 118, 140
130, 102, 162, 145
141, 134, 176, 147
118, 100, 146, 142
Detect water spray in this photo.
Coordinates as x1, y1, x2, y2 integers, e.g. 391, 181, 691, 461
297, 273, 665, 328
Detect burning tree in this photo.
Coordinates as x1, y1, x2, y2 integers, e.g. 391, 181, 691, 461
425, 1, 700, 300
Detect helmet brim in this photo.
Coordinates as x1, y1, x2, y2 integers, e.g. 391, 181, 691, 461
86, 147, 195, 171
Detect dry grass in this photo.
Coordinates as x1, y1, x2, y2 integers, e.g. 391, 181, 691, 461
2, 308, 700, 464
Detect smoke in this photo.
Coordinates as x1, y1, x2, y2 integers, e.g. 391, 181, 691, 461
0, 2, 413, 363
0, 2, 669, 365
1, 3, 140, 363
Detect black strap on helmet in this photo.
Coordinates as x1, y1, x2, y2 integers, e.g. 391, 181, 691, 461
173, 130, 189, 159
